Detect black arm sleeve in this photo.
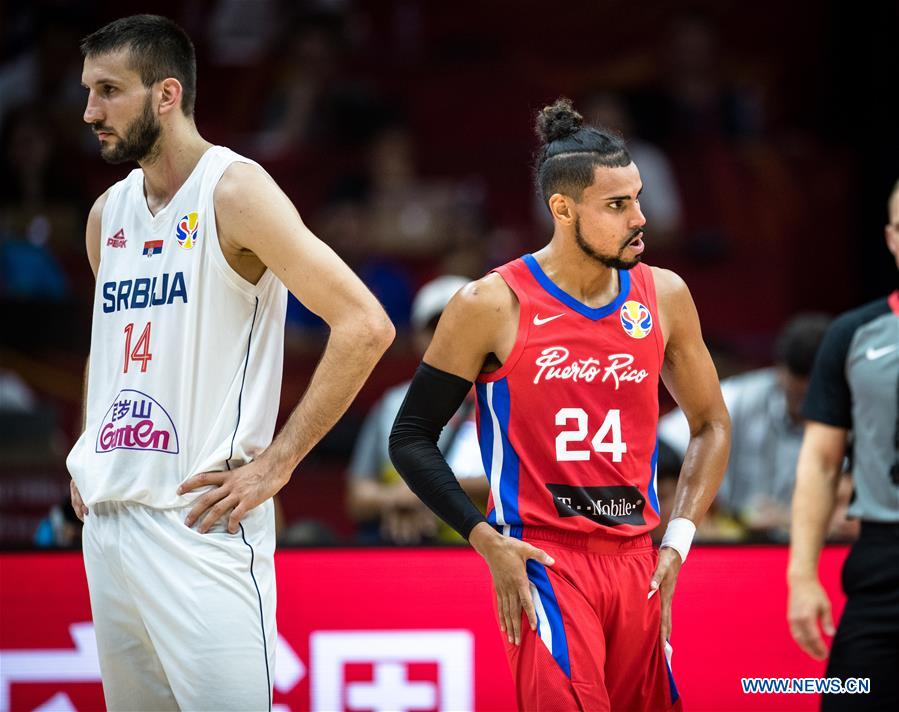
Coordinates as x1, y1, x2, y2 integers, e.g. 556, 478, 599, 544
388, 362, 489, 540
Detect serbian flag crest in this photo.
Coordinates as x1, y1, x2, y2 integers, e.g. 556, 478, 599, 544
142, 240, 163, 257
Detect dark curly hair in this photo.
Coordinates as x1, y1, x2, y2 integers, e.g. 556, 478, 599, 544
534, 98, 631, 206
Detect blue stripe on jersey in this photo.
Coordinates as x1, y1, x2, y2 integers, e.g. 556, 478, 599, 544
647, 438, 660, 514
475, 383, 497, 525
666, 657, 679, 703
526, 559, 571, 678
491, 378, 521, 525
522, 253, 631, 321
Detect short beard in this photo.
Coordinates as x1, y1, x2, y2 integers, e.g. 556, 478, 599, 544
98, 92, 161, 165
574, 217, 642, 270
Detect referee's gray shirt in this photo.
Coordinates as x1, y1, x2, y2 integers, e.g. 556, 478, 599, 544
801, 292, 899, 522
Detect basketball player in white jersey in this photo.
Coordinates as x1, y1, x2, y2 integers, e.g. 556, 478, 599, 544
67, 15, 394, 710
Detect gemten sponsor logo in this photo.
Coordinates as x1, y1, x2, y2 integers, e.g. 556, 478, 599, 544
546, 484, 646, 526
95, 389, 179, 454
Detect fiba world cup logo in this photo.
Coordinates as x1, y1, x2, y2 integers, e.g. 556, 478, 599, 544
620, 300, 653, 339
176, 212, 199, 249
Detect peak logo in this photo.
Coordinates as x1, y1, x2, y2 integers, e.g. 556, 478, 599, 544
176, 212, 199, 249
95, 389, 179, 454
107, 229, 126, 248
533, 347, 649, 389
620, 300, 653, 339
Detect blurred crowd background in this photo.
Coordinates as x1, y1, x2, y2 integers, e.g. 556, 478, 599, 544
2, 0, 897, 549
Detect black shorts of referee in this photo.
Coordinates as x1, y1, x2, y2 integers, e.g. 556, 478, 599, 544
823, 522, 899, 711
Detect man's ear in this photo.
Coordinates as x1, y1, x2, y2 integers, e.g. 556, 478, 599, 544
548, 193, 575, 225
157, 77, 183, 116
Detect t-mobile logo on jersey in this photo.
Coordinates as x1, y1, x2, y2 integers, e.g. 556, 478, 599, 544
533, 347, 649, 389
310, 630, 473, 712
546, 484, 646, 526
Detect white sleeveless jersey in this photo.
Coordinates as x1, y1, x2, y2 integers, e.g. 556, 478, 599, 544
66, 146, 287, 508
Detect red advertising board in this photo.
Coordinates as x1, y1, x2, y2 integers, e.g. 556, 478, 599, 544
0, 546, 847, 711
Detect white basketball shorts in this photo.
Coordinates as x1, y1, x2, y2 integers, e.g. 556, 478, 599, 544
81, 499, 276, 711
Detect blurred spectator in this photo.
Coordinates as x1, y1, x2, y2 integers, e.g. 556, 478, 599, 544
247, 9, 382, 159
313, 122, 490, 329
0, 106, 83, 300
652, 439, 745, 544
205, 0, 281, 66
659, 313, 831, 539
34, 496, 82, 548
300, 178, 416, 330
363, 123, 460, 258
632, 11, 770, 264
0, 12, 87, 136
251, 13, 342, 156
0, 368, 66, 467
438, 178, 492, 279
346, 275, 488, 544
651, 440, 682, 545
278, 519, 339, 546
652, 11, 764, 145
271, 495, 337, 546
0, 368, 37, 411
584, 92, 684, 250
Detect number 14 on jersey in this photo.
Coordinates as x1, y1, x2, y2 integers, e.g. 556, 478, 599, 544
555, 407, 627, 462
123, 322, 153, 373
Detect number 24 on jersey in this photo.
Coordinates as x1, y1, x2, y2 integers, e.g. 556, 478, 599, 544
555, 408, 627, 462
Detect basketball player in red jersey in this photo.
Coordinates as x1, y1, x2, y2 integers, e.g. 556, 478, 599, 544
390, 99, 730, 711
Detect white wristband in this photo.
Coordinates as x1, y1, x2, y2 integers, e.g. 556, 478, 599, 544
660, 517, 696, 563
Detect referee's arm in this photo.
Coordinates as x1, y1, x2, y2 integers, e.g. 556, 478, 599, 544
787, 313, 854, 659
787, 422, 848, 659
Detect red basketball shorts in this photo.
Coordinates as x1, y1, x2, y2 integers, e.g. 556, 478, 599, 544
501, 528, 682, 711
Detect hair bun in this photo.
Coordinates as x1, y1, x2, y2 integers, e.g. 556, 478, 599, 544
536, 98, 584, 144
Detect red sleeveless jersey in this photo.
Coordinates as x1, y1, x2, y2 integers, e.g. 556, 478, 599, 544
475, 254, 665, 538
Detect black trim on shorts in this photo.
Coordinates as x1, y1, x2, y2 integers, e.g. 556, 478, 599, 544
227, 297, 269, 708
240, 522, 272, 711
226, 296, 259, 468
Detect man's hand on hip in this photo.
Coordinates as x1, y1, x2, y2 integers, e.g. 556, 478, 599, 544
179, 459, 290, 534
650, 546, 683, 646
70, 479, 88, 521
469, 522, 555, 646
